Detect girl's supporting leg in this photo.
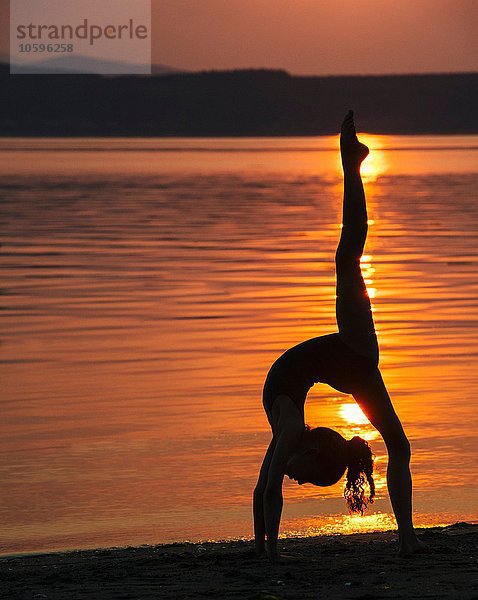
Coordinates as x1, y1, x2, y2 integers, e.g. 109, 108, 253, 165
353, 370, 423, 555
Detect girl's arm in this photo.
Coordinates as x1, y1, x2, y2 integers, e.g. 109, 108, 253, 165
263, 425, 303, 562
253, 439, 276, 555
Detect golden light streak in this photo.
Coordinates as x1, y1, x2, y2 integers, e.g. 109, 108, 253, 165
281, 512, 397, 538
360, 253, 376, 301
358, 134, 388, 182
334, 134, 388, 182
340, 402, 369, 425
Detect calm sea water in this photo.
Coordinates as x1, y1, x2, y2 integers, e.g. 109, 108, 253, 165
1, 136, 477, 555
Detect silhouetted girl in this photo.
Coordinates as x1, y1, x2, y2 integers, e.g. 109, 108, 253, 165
253, 111, 423, 562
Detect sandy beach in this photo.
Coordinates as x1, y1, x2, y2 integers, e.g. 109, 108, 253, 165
1, 523, 476, 600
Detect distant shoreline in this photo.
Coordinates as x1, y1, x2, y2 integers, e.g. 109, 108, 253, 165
2, 68, 477, 137
2, 132, 478, 138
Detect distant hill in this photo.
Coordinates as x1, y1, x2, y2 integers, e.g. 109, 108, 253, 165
151, 64, 187, 76
0, 65, 476, 136
5, 55, 185, 76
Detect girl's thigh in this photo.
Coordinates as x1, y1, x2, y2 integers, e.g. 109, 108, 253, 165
352, 370, 408, 449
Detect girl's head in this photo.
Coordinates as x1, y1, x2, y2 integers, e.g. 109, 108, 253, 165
285, 426, 375, 514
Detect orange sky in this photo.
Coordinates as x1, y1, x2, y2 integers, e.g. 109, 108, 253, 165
155, 0, 477, 74
1, 0, 477, 74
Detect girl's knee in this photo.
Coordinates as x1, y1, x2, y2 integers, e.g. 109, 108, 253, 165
335, 246, 361, 267
386, 435, 411, 461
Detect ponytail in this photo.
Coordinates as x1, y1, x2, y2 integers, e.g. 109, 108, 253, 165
344, 436, 375, 514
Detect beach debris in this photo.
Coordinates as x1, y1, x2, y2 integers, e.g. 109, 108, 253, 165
195, 545, 207, 556
254, 594, 282, 600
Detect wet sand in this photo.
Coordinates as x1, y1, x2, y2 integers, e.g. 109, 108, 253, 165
1, 523, 476, 599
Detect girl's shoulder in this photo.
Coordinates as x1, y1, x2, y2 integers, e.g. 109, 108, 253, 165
270, 394, 305, 437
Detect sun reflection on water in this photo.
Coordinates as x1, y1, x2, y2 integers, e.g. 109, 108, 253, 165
360, 253, 376, 303
334, 133, 388, 182
340, 402, 368, 425
338, 402, 379, 443
358, 134, 388, 182
281, 512, 397, 538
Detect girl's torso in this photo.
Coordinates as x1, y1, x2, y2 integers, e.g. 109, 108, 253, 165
262, 333, 379, 417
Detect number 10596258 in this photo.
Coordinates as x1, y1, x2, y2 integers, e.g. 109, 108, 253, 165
19, 43, 74, 53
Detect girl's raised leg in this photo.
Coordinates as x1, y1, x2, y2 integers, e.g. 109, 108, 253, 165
335, 110, 378, 362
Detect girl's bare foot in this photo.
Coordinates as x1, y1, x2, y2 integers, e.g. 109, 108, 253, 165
398, 536, 428, 558
340, 110, 369, 171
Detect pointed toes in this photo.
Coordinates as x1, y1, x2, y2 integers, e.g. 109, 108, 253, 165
342, 110, 356, 132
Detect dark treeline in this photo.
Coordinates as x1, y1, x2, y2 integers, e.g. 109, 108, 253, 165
1, 64, 477, 136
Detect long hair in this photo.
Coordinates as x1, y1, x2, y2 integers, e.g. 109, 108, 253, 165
344, 436, 375, 514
